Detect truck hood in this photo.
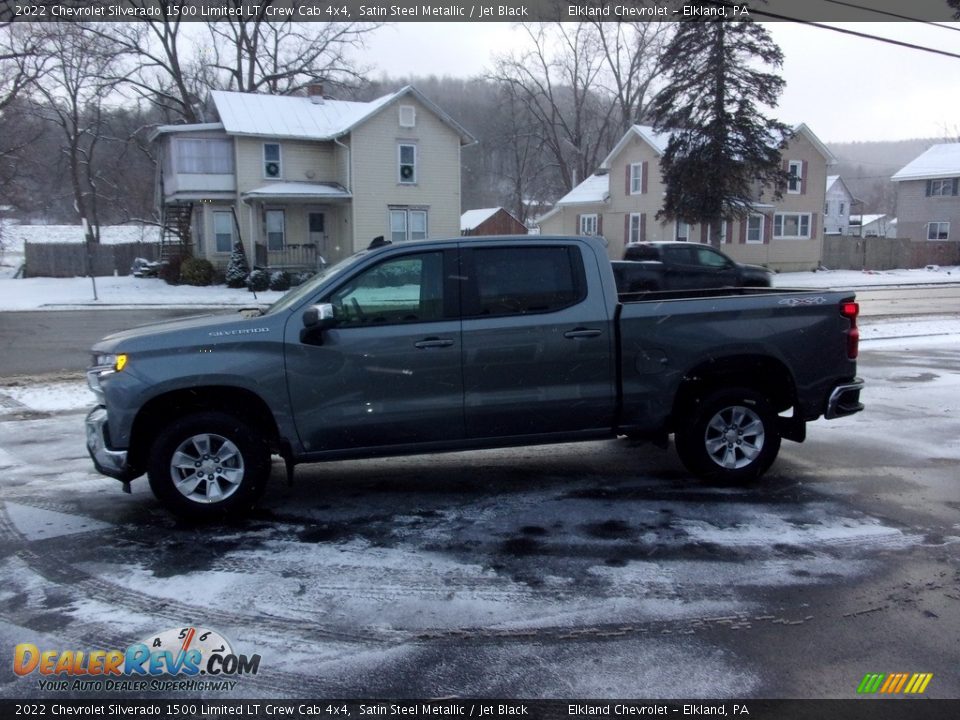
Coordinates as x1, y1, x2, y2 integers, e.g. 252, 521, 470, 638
90, 310, 278, 354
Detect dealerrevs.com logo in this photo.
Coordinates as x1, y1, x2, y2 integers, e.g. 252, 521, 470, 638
14, 626, 261, 692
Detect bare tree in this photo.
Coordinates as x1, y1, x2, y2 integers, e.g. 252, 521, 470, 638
206, 2, 381, 95
491, 24, 614, 193
588, 20, 673, 134
0, 20, 46, 111
91, 2, 209, 124
32, 22, 127, 248
490, 22, 669, 194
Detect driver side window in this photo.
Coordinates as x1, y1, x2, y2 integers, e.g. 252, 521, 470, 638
327, 252, 444, 328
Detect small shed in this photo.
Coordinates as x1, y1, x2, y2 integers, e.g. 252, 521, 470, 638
460, 207, 527, 236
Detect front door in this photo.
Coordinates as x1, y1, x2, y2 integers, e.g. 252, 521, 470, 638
308, 211, 327, 265
284, 249, 464, 453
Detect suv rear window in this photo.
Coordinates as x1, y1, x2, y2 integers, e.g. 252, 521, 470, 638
624, 244, 659, 261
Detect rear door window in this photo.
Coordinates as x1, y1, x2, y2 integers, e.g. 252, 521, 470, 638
464, 246, 585, 317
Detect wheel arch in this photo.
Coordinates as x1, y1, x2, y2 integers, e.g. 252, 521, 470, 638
670, 354, 797, 431
128, 386, 281, 474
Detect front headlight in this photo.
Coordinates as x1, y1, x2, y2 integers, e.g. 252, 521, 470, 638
87, 353, 128, 402
93, 353, 128, 372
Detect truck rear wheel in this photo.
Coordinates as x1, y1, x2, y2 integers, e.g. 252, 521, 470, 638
147, 412, 271, 520
674, 388, 781, 484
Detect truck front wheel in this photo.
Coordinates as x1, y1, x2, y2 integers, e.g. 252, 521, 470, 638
147, 412, 271, 519
674, 388, 781, 484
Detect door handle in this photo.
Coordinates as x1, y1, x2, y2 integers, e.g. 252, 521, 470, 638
414, 337, 454, 349
563, 328, 602, 339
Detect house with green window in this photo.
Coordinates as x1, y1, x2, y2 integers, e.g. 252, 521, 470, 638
151, 85, 475, 271
536, 123, 835, 272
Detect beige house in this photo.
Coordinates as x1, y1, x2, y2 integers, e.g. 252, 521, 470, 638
152, 85, 475, 270
891, 142, 960, 243
537, 124, 835, 272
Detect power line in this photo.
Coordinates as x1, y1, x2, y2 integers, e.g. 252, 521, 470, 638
759, 16, 960, 60
820, 0, 960, 30
705, 1, 960, 60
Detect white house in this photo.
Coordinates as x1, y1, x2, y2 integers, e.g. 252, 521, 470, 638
151, 85, 476, 270
824, 175, 855, 234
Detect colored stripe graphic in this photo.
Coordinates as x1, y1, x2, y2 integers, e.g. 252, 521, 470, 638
857, 672, 933, 694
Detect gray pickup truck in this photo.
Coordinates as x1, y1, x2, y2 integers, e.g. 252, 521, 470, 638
86, 236, 864, 518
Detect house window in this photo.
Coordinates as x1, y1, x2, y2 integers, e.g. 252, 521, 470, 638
628, 213, 643, 244
398, 143, 417, 184
265, 209, 285, 250
579, 214, 598, 236
927, 179, 957, 197
629, 163, 643, 194
390, 208, 428, 242
746, 214, 765, 244
706, 221, 728, 244
399, 105, 416, 128
263, 143, 281, 179
175, 138, 233, 174
787, 160, 803, 194
824, 201, 830, 215
213, 211, 233, 253
927, 222, 950, 240
675, 221, 689, 242
839, 201, 846, 215
774, 212, 811, 239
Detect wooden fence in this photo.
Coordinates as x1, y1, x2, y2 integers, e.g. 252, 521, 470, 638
822, 236, 960, 271
24, 242, 161, 278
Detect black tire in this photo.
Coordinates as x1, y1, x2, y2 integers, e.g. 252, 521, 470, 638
674, 388, 781, 484
147, 411, 271, 520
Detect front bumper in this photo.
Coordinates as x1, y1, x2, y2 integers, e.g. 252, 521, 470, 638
825, 378, 865, 419
85, 406, 136, 481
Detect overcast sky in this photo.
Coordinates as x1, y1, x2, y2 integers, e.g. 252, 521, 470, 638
365, 22, 960, 144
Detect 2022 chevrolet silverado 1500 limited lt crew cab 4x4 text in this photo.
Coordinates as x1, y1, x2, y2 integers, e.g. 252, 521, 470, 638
86, 236, 864, 519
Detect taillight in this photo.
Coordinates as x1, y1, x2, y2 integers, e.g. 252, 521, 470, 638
841, 300, 859, 359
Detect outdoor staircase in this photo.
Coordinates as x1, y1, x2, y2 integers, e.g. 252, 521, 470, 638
160, 202, 194, 261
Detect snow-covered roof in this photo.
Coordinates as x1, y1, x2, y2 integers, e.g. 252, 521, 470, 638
891, 143, 960, 181
601, 125, 671, 168
556, 173, 610, 206
150, 122, 224, 141
534, 174, 610, 226
241, 182, 351, 200
460, 207, 500, 231
850, 214, 888, 226
207, 86, 475, 145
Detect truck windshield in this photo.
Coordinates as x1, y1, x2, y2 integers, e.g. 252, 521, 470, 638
263, 251, 370, 316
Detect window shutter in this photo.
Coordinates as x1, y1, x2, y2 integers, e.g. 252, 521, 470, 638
764, 215, 772, 244
640, 213, 646, 242
925, 180, 932, 197
954, 178, 959, 196
801, 160, 808, 195
624, 214, 630, 244
576, 214, 582, 234
700, 224, 708, 243
641, 161, 648, 194
625, 165, 631, 195
739, 219, 747, 244
598, 215, 603, 236
810, 212, 817, 238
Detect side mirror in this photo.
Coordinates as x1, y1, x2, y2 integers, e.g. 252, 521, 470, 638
301, 303, 337, 344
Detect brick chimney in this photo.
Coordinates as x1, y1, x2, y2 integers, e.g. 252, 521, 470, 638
307, 83, 325, 104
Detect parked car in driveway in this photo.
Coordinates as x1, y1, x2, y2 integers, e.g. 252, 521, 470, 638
86, 235, 862, 519
616, 241, 773, 292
